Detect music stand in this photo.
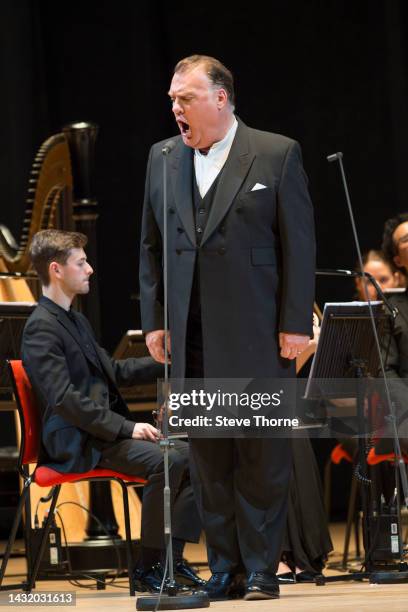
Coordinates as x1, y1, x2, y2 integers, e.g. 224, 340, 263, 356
305, 301, 408, 584
0, 302, 36, 393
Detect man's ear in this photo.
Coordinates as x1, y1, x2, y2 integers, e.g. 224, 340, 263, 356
217, 88, 228, 109
49, 261, 61, 279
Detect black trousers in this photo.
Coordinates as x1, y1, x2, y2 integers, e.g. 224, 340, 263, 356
97, 438, 201, 549
186, 309, 292, 573
189, 437, 291, 573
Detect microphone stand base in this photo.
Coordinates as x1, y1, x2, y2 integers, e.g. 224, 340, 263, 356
136, 591, 209, 610
369, 571, 408, 584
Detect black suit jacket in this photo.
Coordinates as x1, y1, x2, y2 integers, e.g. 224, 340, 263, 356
22, 296, 162, 473
139, 118, 316, 378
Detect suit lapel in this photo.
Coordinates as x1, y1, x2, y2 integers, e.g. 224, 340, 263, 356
170, 143, 196, 247
39, 297, 103, 374
93, 343, 118, 386
201, 120, 255, 246
58, 314, 103, 373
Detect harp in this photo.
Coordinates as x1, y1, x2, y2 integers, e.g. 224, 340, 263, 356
0, 123, 97, 301
0, 124, 143, 558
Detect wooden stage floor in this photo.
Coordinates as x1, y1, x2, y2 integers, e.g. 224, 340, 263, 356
1, 524, 408, 611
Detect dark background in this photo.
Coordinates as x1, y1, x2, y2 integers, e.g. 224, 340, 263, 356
1, 0, 407, 521
2, 0, 407, 351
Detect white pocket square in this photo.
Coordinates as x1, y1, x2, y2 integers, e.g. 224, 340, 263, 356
251, 183, 267, 191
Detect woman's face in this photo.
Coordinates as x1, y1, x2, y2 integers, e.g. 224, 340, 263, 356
356, 260, 399, 300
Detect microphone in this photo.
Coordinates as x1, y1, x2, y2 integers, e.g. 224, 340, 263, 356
162, 140, 176, 155
316, 268, 398, 318
317, 268, 358, 278
327, 152, 343, 163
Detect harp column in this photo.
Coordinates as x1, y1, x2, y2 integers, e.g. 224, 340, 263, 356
63, 122, 101, 339
63, 122, 119, 541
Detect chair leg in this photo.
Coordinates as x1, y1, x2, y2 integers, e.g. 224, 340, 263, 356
342, 475, 358, 569
119, 481, 135, 597
354, 508, 361, 558
25, 485, 61, 592
23, 467, 34, 588
0, 480, 31, 588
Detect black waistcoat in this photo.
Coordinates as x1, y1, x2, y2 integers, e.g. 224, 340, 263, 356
185, 168, 224, 378
188, 169, 222, 323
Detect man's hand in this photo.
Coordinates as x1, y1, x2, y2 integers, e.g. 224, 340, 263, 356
145, 330, 171, 364
132, 422, 160, 442
279, 332, 310, 360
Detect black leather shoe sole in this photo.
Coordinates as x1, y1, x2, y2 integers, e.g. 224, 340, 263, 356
244, 589, 280, 600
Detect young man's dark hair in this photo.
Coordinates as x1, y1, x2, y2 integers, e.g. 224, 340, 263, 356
174, 54, 235, 109
29, 229, 87, 286
382, 213, 408, 269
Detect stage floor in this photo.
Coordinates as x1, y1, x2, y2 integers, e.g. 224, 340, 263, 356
1, 524, 408, 611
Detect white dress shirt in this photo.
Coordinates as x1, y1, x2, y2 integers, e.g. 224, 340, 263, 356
194, 117, 238, 198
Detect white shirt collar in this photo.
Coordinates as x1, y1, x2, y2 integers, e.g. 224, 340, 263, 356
193, 117, 238, 198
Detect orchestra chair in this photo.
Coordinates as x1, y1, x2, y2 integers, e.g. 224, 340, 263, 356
367, 447, 408, 466
0, 360, 146, 596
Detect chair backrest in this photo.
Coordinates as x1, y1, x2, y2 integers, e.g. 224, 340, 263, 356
8, 360, 41, 465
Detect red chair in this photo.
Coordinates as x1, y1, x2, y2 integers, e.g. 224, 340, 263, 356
0, 360, 146, 596
367, 446, 408, 465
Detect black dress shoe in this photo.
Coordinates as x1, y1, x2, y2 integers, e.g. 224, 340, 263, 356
277, 571, 296, 584
295, 570, 322, 583
203, 572, 244, 600
244, 571, 280, 600
175, 560, 207, 587
133, 563, 190, 593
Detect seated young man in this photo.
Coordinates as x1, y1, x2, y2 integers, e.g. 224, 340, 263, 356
22, 229, 204, 592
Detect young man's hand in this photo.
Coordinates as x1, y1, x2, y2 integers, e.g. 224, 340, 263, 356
132, 422, 160, 442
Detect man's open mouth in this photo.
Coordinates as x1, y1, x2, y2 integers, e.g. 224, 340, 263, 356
178, 121, 191, 137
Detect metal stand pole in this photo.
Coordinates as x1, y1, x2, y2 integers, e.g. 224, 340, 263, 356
136, 142, 209, 610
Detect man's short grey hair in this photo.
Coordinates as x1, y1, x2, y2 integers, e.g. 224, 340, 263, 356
174, 55, 235, 110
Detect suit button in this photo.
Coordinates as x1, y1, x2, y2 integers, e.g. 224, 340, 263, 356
168, 207, 175, 214
236, 206, 243, 214
198, 207, 205, 215
177, 227, 184, 233
219, 225, 226, 234
218, 247, 226, 255
176, 249, 182, 255
196, 227, 203, 234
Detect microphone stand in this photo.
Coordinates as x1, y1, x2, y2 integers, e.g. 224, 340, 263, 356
136, 142, 209, 610
320, 153, 408, 584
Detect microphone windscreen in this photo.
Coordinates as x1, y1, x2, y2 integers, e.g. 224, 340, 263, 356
327, 152, 343, 162
162, 140, 176, 155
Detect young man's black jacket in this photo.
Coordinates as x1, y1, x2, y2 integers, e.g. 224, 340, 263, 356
22, 296, 163, 473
